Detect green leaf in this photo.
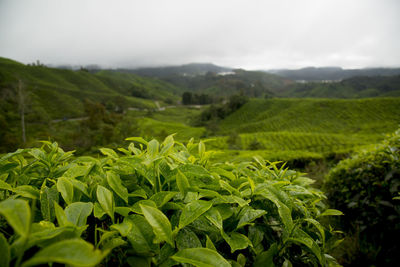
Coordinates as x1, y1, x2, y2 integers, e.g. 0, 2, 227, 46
237, 254, 246, 267
140, 204, 174, 246
0, 180, 12, 191
129, 189, 147, 199
126, 215, 158, 253
99, 148, 118, 159
248, 226, 264, 254
93, 202, 106, 219
65, 202, 93, 227
304, 218, 325, 245
213, 195, 250, 207
319, 209, 343, 217
96, 185, 114, 222
198, 189, 221, 199
57, 177, 74, 205
204, 207, 223, 230
131, 200, 157, 214
0, 199, 31, 237
54, 201, 68, 226
254, 243, 277, 267
215, 204, 234, 220
115, 207, 132, 217
221, 231, 252, 253
111, 219, 132, 237
147, 139, 159, 158
101, 237, 126, 251
288, 228, 323, 263
179, 200, 212, 229
21, 239, 107, 267
160, 134, 175, 155
0, 148, 25, 163
176, 170, 190, 196
125, 137, 148, 145
149, 191, 177, 208
63, 164, 91, 179
14, 185, 40, 200
68, 178, 90, 197
96, 231, 118, 248
26, 223, 76, 249
212, 167, 236, 181
275, 201, 293, 233
256, 189, 293, 232
172, 248, 231, 267
198, 141, 206, 159
236, 206, 267, 229
179, 164, 211, 180
176, 228, 202, 250
106, 171, 128, 204
28, 148, 47, 162
0, 233, 10, 267
40, 184, 59, 222
205, 235, 217, 251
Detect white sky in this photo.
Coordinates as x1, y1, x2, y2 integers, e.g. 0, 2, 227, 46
0, 0, 399, 69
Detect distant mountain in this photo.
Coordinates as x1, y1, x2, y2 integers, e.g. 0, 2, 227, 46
279, 75, 400, 98
267, 67, 400, 81
158, 69, 293, 98
122, 63, 232, 77
112, 63, 292, 98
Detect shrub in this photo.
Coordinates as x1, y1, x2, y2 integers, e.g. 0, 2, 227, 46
324, 129, 400, 265
0, 137, 341, 266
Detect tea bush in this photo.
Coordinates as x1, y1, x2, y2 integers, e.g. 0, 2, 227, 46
0, 136, 341, 266
324, 129, 400, 265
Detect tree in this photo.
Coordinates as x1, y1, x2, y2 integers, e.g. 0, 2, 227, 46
17, 80, 28, 144
182, 92, 192, 105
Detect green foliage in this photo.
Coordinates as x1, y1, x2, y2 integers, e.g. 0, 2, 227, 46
196, 94, 249, 127
324, 130, 400, 265
0, 137, 341, 266
182, 91, 214, 105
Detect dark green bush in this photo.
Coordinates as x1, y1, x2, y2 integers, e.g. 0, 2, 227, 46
324, 129, 400, 265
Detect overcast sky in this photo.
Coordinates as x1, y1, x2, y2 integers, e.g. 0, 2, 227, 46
0, 0, 399, 69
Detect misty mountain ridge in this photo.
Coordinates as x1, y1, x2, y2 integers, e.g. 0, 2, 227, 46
50, 61, 400, 81
114, 63, 232, 77
266, 66, 400, 81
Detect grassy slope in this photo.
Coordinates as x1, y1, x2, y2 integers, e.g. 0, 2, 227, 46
123, 107, 205, 141
0, 58, 180, 119
95, 70, 182, 100
208, 98, 400, 162
220, 98, 400, 134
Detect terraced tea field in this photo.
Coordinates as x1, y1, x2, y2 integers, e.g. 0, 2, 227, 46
127, 97, 400, 163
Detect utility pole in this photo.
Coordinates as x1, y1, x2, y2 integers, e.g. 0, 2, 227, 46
17, 80, 26, 144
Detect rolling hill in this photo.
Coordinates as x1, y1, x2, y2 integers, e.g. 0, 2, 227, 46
0, 57, 184, 119
205, 97, 400, 164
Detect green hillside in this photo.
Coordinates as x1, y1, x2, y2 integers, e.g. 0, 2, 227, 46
219, 98, 400, 134
200, 97, 400, 164
0, 57, 181, 120
0, 57, 183, 151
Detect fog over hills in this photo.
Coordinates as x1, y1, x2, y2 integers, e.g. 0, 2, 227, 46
266, 67, 400, 81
